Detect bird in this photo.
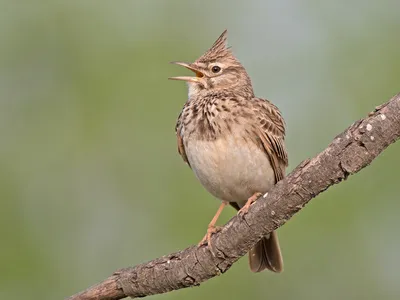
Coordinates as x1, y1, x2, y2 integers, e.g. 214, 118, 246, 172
169, 30, 288, 273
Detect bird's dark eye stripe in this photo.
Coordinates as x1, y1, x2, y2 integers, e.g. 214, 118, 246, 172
211, 65, 221, 73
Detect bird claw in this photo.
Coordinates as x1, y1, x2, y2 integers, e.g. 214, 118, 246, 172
198, 225, 222, 248
237, 192, 262, 218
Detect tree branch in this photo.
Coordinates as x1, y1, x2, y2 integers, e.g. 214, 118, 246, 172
67, 93, 400, 300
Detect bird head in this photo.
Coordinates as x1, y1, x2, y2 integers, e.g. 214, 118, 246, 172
170, 30, 254, 97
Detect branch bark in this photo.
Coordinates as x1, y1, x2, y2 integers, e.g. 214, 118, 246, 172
67, 93, 400, 300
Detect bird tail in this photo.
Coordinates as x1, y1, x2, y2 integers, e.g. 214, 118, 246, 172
248, 230, 283, 273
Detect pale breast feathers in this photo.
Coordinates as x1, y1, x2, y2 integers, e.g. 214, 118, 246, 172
176, 96, 288, 183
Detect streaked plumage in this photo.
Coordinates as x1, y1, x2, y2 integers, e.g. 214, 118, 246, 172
171, 30, 288, 273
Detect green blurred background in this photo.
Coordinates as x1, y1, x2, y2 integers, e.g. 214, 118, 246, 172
1, 1, 400, 299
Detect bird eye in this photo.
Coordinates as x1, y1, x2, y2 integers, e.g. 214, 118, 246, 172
211, 65, 221, 73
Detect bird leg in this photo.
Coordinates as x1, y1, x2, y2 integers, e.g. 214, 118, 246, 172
238, 192, 262, 217
198, 201, 228, 247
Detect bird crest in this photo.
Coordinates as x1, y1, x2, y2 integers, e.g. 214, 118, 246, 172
195, 30, 234, 63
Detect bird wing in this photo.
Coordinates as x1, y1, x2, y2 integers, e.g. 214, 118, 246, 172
252, 98, 288, 182
177, 132, 190, 167
175, 112, 191, 167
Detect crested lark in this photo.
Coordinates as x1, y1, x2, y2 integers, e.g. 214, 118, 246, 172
170, 30, 288, 273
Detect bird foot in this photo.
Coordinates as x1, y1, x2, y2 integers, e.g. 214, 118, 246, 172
198, 225, 222, 248
238, 192, 263, 217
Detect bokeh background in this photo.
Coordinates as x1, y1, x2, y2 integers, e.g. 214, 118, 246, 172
1, 1, 400, 299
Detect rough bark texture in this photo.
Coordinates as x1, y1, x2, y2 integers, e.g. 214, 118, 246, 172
67, 93, 400, 300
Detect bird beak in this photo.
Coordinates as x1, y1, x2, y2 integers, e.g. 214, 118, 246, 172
169, 62, 204, 83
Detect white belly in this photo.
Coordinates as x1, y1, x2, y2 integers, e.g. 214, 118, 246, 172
185, 135, 276, 205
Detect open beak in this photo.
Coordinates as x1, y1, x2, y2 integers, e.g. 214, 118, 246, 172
169, 62, 204, 83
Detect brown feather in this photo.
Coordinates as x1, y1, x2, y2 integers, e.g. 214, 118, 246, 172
253, 97, 288, 182
248, 231, 284, 273
171, 30, 288, 274
177, 133, 190, 167
230, 202, 283, 273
